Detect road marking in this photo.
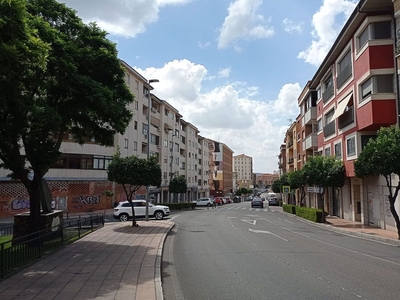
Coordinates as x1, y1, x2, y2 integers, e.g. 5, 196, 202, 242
284, 219, 294, 224
248, 228, 289, 241
242, 219, 256, 225
169, 215, 180, 221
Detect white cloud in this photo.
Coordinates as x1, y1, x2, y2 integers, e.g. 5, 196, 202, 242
57, 0, 192, 37
218, 67, 231, 78
137, 59, 299, 172
198, 41, 211, 49
218, 0, 274, 49
298, 0, 357, 66
282, 18, 303, 34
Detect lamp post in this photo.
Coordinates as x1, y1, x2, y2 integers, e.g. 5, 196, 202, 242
145, 79, 159, 221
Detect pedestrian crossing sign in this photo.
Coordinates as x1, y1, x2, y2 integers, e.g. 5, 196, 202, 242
282, 186, 290, 194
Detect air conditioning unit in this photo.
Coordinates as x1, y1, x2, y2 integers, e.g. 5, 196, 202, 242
157, 128, 161, 132
143, 134, 148, 139
151, 108, 157, 113
157, 145, 161, 149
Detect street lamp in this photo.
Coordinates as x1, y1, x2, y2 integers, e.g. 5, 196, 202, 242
145, 79, 159, 221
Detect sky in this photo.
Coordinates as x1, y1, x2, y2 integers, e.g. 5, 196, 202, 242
57, 0, 358, 173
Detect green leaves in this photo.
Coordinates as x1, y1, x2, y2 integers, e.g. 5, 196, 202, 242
169, 175, 187, 194
355, 126, 400, 178
302, 155, 345, 189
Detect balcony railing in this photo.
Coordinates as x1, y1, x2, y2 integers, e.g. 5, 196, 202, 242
288, 158, 294, 165
287, 139, 293, 148
323, 121, 336, 137
323, 85, 334, 103
302, 133, 318, 150
338, 106, 354, 129
303, 107, 317, 125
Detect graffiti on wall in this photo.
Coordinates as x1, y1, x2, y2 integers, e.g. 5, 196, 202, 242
0, 199, 30, 212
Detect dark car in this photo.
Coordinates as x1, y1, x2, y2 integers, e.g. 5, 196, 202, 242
268, 197, 279, 206
251, 198, 264, 208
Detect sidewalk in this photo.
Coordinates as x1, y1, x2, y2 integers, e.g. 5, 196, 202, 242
0, 220, 174, 300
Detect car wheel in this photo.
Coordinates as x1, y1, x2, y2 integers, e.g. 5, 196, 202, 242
119, 213, 129, 222
261, 206, 264, 208
207, 203, 211, 207
154, 211, 164, 220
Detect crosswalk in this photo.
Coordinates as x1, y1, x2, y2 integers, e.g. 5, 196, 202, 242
213, 206, 276, 212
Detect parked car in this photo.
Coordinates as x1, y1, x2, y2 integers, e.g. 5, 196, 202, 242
251, 197, 264, 208
196, 198, 214, 207
223, 197, 231, 204
214, 197, 223, 206
268, 197, 279, 206
113, 200, 170, 222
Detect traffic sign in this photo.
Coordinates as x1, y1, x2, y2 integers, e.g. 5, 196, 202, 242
282, 186, 290, 194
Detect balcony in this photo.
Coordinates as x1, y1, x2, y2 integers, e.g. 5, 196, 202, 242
302, 133, 318, 150
287, 139, 294, 148
323, 121, 335, 138
323, 86, 334, 103
357, 99, 396, 131
303, 107, 317, 125
338, 106, 354, 129
288, 158, 294, 165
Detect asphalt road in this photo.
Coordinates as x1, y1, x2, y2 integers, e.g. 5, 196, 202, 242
162, 201, 400, 300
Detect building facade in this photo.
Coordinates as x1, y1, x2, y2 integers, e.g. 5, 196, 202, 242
233, 154, 253, 189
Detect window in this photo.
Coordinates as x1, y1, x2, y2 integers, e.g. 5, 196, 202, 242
143, 123, 148, 135
126, 73, 130, 85
361, 135, 376, 150
164, 139, 168, 147
325, 109, 334, 125
361, 75, 393, 101
334, 142, 342, 158
358, 21, 391, 50
134, 121, 137, 130
133, 141, 137, 151
317, 119, 322, 131
346, 136, 356, 156
135, 80, 139, 90
175, 129, 179, 138
317, 88, 321, 99
337, 50, 352, 88
323, 75, 334, 102
124, 138, 128, 149
324, 147, 331, 157
134, 101, 138, 110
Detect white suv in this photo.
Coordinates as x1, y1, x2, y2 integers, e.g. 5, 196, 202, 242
113, 200, 170, 222
196, 198, 214, 207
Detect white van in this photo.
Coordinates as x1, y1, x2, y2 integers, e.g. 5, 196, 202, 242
267, 192, 277, 200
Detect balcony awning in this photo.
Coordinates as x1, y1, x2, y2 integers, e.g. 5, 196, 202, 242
164, 123, 173, 131
332, 93, 353, 120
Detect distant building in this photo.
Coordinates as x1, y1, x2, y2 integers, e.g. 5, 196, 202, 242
233, 154, 253, 189
256, 173, 280, 187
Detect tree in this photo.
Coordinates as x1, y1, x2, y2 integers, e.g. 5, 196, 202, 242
354, 125, 400, 239
302, 156, 345, 221
288, 170, 307, 206
0, 0, 134, 230
107, 151, 162, 227
271, 173, 289, 194
169, 175, 187, 202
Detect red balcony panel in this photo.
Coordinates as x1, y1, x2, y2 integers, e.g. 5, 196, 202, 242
369, 45, 394, 70
357, 99, 396, 131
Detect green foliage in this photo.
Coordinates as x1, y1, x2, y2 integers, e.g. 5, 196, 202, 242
161, 202, 196, 210
302, 156, 345, 189
295, 207, 324, 223
271, 174, 289, 193
282, 204, 296, 214
288, 169, 307, 204
0, 0, 134, 226
235, 187, 251, 196
107, 151, 161, 226
169, 175, 187, 194
354, 126, 400, 178
354, 125, 400, 238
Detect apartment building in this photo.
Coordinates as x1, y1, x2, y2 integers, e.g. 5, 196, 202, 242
0, 60, 215, 217
278, 144, 286, 176
233, 154, 253, 189
285, 0, 398, 232
208, 140, 233, 197
256, 173, 280, 188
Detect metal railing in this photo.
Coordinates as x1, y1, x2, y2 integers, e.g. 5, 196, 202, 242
0, 214, 104, 279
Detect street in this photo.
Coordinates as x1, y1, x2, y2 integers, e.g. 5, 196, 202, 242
162, 201, 400, 300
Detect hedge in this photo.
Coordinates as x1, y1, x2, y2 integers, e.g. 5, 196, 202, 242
282, 204, 296, 214
295, 206, 324, 223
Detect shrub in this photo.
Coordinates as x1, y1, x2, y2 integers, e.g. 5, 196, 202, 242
282, 204, 296, 214
295, 207, 324, 223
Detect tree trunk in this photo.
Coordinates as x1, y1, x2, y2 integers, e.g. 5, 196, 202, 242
389, 197, 400, 239
27, 179, 42, 233
129, 201, 137, 227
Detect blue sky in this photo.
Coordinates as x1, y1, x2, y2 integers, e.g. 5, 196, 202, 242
58, 0, 358, 173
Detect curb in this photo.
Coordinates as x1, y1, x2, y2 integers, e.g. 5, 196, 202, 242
277, 210, 400, 246
155, 222, 175, 300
